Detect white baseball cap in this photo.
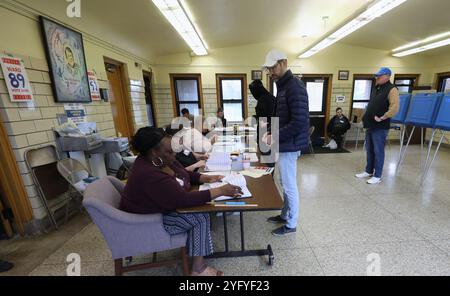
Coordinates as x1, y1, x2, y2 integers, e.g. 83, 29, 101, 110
262, 49, 287, 69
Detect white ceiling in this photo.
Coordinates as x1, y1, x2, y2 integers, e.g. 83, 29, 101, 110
182, 0, 370, 49
12, 0, 450, 60
341, 0, 450, 55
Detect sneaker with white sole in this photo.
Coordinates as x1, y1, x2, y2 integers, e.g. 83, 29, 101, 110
355, 172, 372, 178
367, 177, 382, 184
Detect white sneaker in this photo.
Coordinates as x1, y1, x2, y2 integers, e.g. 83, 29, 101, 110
367, 177, 382, 185
355, 172, 372, 178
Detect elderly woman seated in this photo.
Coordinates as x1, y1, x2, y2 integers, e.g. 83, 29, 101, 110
120, 127, 242, 276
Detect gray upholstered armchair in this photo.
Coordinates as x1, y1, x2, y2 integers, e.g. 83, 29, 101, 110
83, 176, 189, 276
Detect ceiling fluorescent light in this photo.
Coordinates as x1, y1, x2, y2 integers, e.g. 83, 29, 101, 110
152, 0, 208, 56
299, 0, 408, 58
393, 38, 450, 57
392, 31, 450, 52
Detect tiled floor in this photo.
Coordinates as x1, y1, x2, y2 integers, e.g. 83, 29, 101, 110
1, 144, 449, 276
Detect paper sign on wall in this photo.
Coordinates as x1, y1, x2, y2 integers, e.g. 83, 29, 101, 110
336, 95, 346, 103
0, 55, 34, 102
64, 103, 86, 123
87, 71, 101, 101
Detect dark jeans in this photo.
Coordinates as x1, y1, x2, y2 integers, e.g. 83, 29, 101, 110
365, 128, 389, 178
330, 125, 346, 148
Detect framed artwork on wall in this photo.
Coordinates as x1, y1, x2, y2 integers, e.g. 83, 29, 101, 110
40, 16, 91, 103
338, 70, 350, 81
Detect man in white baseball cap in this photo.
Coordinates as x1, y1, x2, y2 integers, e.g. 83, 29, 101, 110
262, 49, 288, 72
262, 49, 310, 236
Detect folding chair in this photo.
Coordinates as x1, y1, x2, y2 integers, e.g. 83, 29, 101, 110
25, 145, 71, 229
57, 158, 93, 196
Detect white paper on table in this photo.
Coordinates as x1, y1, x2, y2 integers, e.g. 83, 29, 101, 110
243, 153, 259, 162
199, 173, 251, 201
241, 167, 274, 178
205, 152, 232, 171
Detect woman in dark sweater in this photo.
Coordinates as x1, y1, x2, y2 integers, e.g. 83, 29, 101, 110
120, 127, 242, 276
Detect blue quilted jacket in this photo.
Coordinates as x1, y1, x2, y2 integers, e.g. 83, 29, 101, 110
274, 70, 310, 152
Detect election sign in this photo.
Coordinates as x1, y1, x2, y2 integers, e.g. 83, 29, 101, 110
0, 55, 34, 102
64, 103, 86, 123
87, 71, 101, 101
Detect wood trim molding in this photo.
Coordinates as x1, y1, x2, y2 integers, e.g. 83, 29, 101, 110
394, 73, 421, 88
0, 121, 33, 235
349, 74, 375, 119
169, 74, 204, 117
143, 70, 158, 127
435, 72, 450, 90
215, 73, 248, 119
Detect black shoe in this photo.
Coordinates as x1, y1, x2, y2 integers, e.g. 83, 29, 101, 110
266, 215, 287, 224
271, 225, 297, 236
0, 260, 14, 273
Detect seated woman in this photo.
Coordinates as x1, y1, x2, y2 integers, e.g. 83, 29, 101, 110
165, 126, 208, 172
120, 127, 242, 276
326, 107, 351, 149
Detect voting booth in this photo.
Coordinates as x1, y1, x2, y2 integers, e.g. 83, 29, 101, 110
421, 93, 450, 183
396, 93, 444, 174
391, 93, 412, 154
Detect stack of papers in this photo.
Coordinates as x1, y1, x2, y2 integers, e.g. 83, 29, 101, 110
240, 167, 274, 178
205, 152, 231, 171
199, 173, 252, 201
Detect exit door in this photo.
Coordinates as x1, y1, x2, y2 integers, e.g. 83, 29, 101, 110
269, 74, 331, 140
300, 75, 330, 140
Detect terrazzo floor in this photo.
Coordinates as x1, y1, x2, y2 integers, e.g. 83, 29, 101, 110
1, 144, 449, 276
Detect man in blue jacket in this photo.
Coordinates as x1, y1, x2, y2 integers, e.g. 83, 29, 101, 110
262, 49, 310, 236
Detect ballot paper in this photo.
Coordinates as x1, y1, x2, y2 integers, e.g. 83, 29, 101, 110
240, 167, 274, 178
205, 152, 232, 171
243, 153, 259, 162
199, 173, 252, 201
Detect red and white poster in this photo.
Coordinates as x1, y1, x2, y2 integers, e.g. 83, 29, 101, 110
87, 71, 101, 101
0, 55, 34, 102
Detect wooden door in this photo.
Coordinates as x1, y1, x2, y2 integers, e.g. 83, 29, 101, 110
0, 194, 13, 238
0, 121, 33, 236
105, 61, 134, 140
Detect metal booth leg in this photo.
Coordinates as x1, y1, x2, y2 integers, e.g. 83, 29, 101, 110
421, 131, 445, 185
396, 126, 416, 174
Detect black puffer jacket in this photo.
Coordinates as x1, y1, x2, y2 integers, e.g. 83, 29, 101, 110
249, 79, 275, 121
274, 70, 310, 153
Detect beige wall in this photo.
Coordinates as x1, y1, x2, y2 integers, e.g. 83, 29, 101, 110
1, 3, 449, 224
0, 5, 151, 222
430, 51, 450, 85
152, 42, 435, 141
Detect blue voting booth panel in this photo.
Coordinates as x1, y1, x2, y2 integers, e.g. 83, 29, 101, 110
434, 94, 450, 131
404, 93, 444, 128
391, 93, 411, 124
